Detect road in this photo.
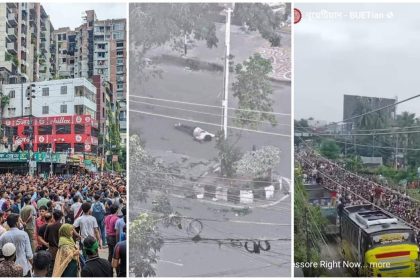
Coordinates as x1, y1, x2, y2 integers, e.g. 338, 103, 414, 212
130, 63, 291, 177
131, 191, 291, 277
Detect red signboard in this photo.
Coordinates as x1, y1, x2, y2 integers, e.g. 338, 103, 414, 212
4, 114, 99, 153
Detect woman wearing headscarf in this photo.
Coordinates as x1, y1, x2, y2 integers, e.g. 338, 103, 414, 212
52, 223, 79, 277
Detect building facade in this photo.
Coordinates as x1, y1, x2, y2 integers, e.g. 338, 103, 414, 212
53, 10, 127, 145
0, 3, 55, 83
2, 78, 96, 119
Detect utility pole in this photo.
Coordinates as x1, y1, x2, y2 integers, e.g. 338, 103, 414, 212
372, 133, 375, 157
222, 6, 232, 140
101, 126, 106, 176
395, 134, 399, 169
26, 83, 36, 175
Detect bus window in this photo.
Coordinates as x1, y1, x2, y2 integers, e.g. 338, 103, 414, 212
370, 231, 415, 248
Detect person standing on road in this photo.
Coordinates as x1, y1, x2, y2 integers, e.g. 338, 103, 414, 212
91, 194, 106, 247
0, 214, 33, 277
52, 224, 79, 277
74, 202, 101, 247
104, 204, 119, 263
0, 243, 23, 277
81, 236, 113, 277
44, 209, 63, 276
32, 250, 52, 277
36, 191, 50, 209
112, 227, 126, 277
20, 196, 37, 252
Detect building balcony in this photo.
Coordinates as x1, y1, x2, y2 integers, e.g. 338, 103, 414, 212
6, 42, 17, 54
7, 28, 17, 40
7, 13, 17, 27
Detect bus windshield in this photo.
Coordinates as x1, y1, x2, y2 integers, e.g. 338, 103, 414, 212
370, 230, 416, 248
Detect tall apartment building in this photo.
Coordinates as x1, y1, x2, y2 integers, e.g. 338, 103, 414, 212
0, 3, 55, 83
54, 10, 127, 145
53, 27, 76, 79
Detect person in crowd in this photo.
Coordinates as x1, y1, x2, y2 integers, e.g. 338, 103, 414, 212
37, 212, 53, 251
32, 250, 52, 277
112, 226, 126, 277
0, 242, 23, 277
0, 211, 6, 236
104, 204, 119, 263
0, 213, 33, 277
74, 202, 101, 249
11, 196, 21, 214
52, 224, 79, 277
44, 209, 63, 276
91, 194, 107, 247
81, 236, 113, 277
115, 207, 126, 243
37, 191, 50, 209
20, 196, 37, 252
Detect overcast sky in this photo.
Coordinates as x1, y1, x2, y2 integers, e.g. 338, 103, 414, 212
41, 2, 126, 29
295, 3, 420, 122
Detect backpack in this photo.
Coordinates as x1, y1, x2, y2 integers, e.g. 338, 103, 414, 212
92, 202, 105, 224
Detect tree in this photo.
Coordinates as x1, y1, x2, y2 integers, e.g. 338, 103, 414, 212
232, 53, 276, 129
235, 146, 280, 180
294, 168, 326, 277
129, 134, 175, 202
130, 3, 287, 82
234, 3, 283, 47
319, 139, 340, 159
130, 213, 164, 277
215, 131, 242, 178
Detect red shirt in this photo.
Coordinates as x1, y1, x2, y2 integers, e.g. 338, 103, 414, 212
104, 214, 119, 237
35, 217, 46, 244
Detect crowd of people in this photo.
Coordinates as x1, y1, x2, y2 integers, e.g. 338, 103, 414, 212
297, 149, 420, 232
0, 173, 127, 277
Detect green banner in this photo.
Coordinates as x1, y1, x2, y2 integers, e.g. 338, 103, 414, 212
0, 153, 28, 162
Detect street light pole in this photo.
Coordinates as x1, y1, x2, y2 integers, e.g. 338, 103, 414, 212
222, 7, 232, 140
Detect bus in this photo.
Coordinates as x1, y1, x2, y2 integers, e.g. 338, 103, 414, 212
340, 204, 419, 277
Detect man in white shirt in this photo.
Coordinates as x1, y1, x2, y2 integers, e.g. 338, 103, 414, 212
74, 202, 101, 246
70, 196, 83, 220
174, 123, 215, 142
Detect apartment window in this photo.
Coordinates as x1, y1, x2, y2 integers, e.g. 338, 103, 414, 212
8, 107, 16, 117
102, 107, 105, 118
60, 104, 67, 113
116, 42, 124, 48
102, 92, 105, 101
42, 106, 49, 114
8, 90, 15, 98
113, 23, 124, 31
56, 124, 71, 134
23, 126, 32, 136
113, 32, 124, 40
56, 143, 71, 152
74, 124, 85, 134
38, 125, 52, 135
63, 34, 66, 40
91, 127, 99, 137
61, 86, 67, 95
58, 34, 61, 40
62, 58, 66, 63
117, 83, 123, 90
74, 143, 84, 153
117, 58, 124, 64
117, 50, 123, 56
98, 52, 105, 58
42, 87, 49, 96
117, 65, 124, 72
